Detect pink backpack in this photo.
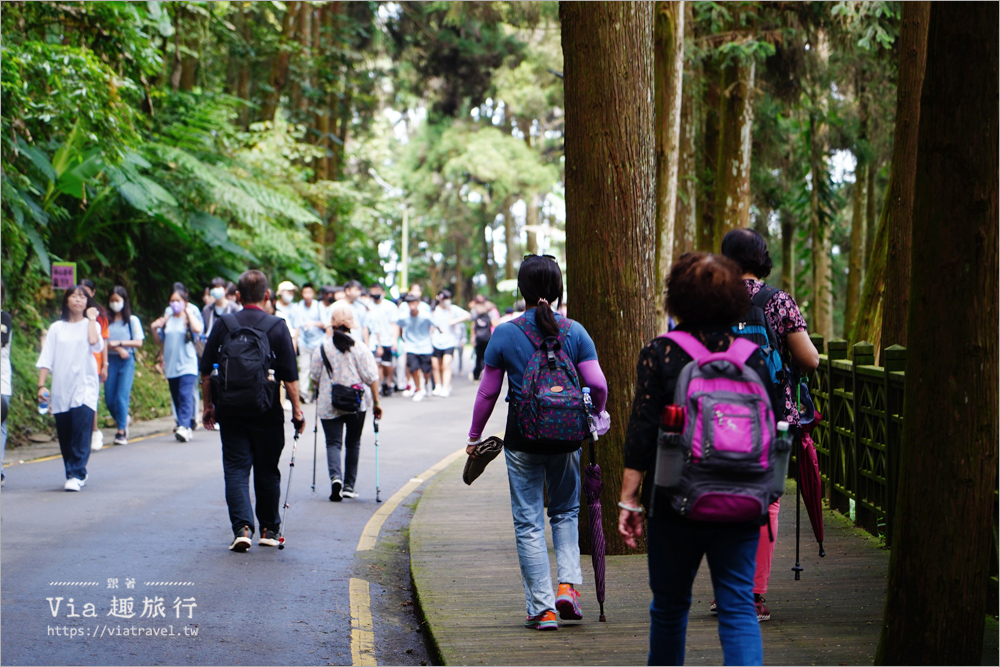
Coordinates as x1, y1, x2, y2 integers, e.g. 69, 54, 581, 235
653, 331, 783, 523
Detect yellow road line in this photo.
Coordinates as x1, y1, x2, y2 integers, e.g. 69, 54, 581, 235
355, 447, 466, 552
2, 430, 175, 468
349, 577, 377, 666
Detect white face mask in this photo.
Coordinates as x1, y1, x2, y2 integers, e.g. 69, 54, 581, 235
110, 301, 124, 313
281, 293, 294, 305
210, 287, 225, 301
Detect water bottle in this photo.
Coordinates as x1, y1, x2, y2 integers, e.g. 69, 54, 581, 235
771, 420, 793, 497
654, 404, 687, 489
38, 388, 50, 415
581, 387, 598, 441
211, 363, 219, 378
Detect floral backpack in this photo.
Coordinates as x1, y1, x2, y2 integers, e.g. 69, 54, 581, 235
512, 317, 589, 443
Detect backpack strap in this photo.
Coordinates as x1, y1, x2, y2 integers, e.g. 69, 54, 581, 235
663, 330, 711, 361
751, 283, 779, 309
664, 331, 758, 372
511, 316, 544, 349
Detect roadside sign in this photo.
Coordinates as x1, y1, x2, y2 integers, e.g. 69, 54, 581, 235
51, 262, 77, 290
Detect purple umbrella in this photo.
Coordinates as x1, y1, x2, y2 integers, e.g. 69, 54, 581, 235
582, 458, 607, 622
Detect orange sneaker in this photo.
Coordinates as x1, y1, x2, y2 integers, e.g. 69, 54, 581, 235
556, 583, 583, 621
525, 610, 558, 630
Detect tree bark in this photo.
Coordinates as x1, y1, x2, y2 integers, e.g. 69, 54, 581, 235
880, 1, 930, 350
864, 156, 877, 271
844, 164, 866, 339
561, 1, 657, 556
876, 3, 998, 663
780, 214, 794, 297
525, 192, 540, 255
713, 59, 755, 249
673, 3, 697, 263
849, 169, 890, 360
502, 198, 516, 280
696, 56, 720, 252
808, 113, 834, 341
653, 1, 684, 331
258, 1, 301, 123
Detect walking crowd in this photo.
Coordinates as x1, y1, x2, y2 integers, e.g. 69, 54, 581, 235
3, 228, 814, 666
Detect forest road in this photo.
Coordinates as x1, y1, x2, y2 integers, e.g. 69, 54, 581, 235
1, 350, 504, 666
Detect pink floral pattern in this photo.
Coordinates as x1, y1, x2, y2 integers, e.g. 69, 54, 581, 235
744, 279, 809, 425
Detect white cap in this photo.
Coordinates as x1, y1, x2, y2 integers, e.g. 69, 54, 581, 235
277, 281, 297, 292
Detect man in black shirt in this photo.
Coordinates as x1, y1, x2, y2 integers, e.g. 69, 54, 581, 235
200, 270, 305, 552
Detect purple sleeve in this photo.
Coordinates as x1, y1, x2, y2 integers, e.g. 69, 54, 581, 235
468, 364, 505, 440
578, 359, 608, 412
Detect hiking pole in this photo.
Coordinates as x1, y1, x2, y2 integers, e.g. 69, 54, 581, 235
792, 380, 803, 579
311, 388, 319, 493
374, 417, 382, 503
278, 433, 300, 550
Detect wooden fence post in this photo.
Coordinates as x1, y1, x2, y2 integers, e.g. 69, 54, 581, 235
827, 339, 849, 516
853, 341, 876, 531
883, 344, 906, 546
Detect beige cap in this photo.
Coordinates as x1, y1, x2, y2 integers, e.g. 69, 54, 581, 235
277, 280, 297, 292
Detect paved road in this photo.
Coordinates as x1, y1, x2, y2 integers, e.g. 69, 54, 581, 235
1, 355, 505, 666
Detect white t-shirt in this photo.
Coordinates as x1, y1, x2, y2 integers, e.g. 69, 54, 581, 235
35, 319, 105, 413
1, 312, 11, 396
431, 305, 469, 350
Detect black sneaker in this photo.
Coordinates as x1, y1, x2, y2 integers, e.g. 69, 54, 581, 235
330, 477, 343, 502
259, 527, 280, 547
229, 526, 252, 552
342, 486, 359, 499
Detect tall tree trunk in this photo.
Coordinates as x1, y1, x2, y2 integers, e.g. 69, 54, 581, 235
780, 214, 794, 297
561, 1, 657, 556
808, 113, 834, 341
865, 157, 877, 270
258, 1, 301, 123
288, 4, 312, 120
525, 192, 540, 255
849, 170, 890, 359
844, 164, 867, 339
234, 7, 253, 129
876, 3, 998, 663
502, 198, 516, 280
696, 56, 721, 251
880, 1, 930, 350
673, 4, 697, 263
480, 196, 498, 295
653, 1, 684, 331
713, 59, 755, 249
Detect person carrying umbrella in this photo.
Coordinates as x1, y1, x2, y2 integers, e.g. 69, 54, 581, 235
721, 229, 820, 621
618, 253, 779, 665
464, 255, 609, 631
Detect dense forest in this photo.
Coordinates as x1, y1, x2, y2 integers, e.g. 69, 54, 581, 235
3, 1, 900, 340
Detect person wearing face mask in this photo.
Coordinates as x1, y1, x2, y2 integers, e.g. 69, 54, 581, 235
36, 286, 105, 491
275, 280, 300, 355
202, 277, 239, 341
430, 290, 470, 397
151, 283, 204, 442
104, 287, 144, 445
368, 283, 400, 396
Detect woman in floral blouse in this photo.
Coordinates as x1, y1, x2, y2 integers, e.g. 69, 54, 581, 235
721, 228, 819, 622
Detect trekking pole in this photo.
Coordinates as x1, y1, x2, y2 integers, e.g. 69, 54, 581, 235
278, 432, 300, 550
792, 381, 803, 580
311, 389, 319, 493
374, 417, 382, 503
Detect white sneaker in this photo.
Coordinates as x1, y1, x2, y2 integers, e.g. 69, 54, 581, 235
64, 477, 82, 492
91, 430, 104, 451
401, 389, 415, 398
412, 389, 425, 402
442, 386, 452, 397
431, 386, 444, 397
175, 426, 192, 442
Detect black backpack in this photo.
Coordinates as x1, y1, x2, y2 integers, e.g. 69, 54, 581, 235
214, 313, 282, 413
732, 284, 787, 404
473, 312, 492, 344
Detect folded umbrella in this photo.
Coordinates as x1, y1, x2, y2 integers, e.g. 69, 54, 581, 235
582, 459, 607, 622
462, 436, 504, 485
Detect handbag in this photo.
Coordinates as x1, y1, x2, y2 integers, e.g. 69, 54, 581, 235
320, 344, 364, 413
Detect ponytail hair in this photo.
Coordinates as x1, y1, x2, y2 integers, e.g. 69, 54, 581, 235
332, 326, 355, 353
518, 255, 563, 338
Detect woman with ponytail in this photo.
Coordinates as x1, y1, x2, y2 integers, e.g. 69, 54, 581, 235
310, 301, 382, 502
465, 255, 609, 631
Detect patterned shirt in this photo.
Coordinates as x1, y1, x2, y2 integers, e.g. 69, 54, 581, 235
309, 338, 379, 419
744, 279, 809, 425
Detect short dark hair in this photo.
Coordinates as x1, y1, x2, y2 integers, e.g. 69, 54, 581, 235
403, 294, 419, 303
344, 279, 363, 290
438, 289, 452, 300
302, 282, 315, 291
369, 283, 384, 291
720, 228, 772, 279
238, 270, 269, 304
210, 277, 227, 289
171, 282, 189, 301
666, 253, 750, 327
226, 282, 237, 296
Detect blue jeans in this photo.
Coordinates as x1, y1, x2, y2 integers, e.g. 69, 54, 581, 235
53, 405, 95, 481
504, 447, 583, 617
646, 514, 762, 666
168, 375, 197, 429
105, 355, 135, 431
322, 412, 366, 489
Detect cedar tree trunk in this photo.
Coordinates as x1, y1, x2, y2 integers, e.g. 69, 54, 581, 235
713, 59, 755, 249
561, 1, 657, 556
876, 3, 998, 663
258, 1, 301, 123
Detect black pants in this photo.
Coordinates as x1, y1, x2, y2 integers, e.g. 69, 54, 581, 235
54, 405, 95, 480
473, 339, 489, 380
220, 418, 285, 535
322, 412, 366, 490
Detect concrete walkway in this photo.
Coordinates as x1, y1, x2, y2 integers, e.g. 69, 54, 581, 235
410, 454, 894, 666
